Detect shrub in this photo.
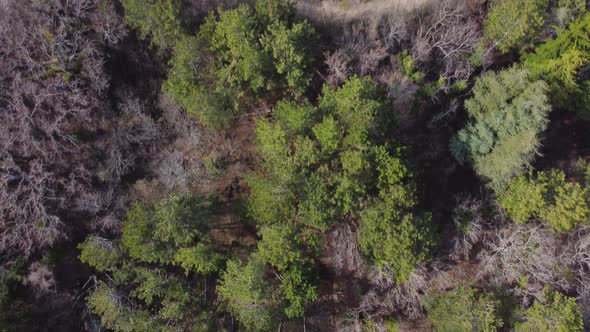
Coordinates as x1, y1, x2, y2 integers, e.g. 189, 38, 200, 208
451, 67, 551, 189
398, 50, 425, 83
204, 154, 226, 178
425, 287, 503, 332
498, 168, 590, 232
482, 0, 548, 52
120, 0, 184, 48
554, 0, 587, 27
515, 289, 584, 331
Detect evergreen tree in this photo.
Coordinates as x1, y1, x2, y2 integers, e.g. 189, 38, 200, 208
451, 67, 551, 189
524, 14, 590, 114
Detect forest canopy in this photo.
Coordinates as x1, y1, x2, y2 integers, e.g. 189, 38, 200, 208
1, 0, 590, 331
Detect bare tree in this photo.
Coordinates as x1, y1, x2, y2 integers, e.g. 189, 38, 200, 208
322, 223, 366, 278
449, 195, 489, 261
412, 0, 482, 81
477, 223, 571, 302
0, 0, 152, 255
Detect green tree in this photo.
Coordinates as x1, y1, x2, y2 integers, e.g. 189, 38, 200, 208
162, 36, 237, 128
515, 289, 583, 332
425, 287, 503, 332
217, 254, 279, 332
524, 14, 590, 113
248, 77, 432, 283
79, 194, 223, 331
498, 168, 590, 232
451, 67, 551, 189
497, 172, 547, 223
261, 20, 317, 95
120, 0, 184, 48
482, 0, 548, 52
200, 0, 316, 95
162, 35, 237, 128
257, 224, 318, 318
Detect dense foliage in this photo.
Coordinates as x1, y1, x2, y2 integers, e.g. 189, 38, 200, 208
451, 67, 551, 189
249, 76, 432, 283
120, 0, 184, 48
79, 195, 223, 331
2, 0, 590, 330
482, 0, 548, 52
498, 160, 590, 232
515, 290, 584, 331
425, 287, 503, 332
524, 13, 590, 114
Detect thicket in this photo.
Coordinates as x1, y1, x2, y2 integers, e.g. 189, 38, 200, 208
3, 0, 590, 330
425, 287, 503, 332
515, 289, 584, 331
482, 0, 548, 53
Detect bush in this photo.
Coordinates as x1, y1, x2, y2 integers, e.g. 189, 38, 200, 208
217, 255, 279, 332
425, 287, 503, 332
163, 35, 237, 128
120, 0, 184, 48
498, 168, 590, 232
497, 173, 546, 223
515, 289, 583, 331
451, 67, 551, 189
482, 0, 548, 52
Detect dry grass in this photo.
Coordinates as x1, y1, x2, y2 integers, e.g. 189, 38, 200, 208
295, 0, 431, 24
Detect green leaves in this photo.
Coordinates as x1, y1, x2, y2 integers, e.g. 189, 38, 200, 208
120, 0, 184, 48
162, 35, 236, 128
79, 237, 121, 271
358, 198, 430, 283
482, 0, 548, 52
498, 167, 590, 232
497, 173, 546, 223
79, 194, 222, 331
451, 67, 551, 189
217, 255, 278, 332
524, 14, 590, 112
312, 115, 341, 156
262, 20, 317, 95
247, 76, 432, 284
201, 0, 316, 96
425, 287, 503, 332
515, 289, 584, 332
